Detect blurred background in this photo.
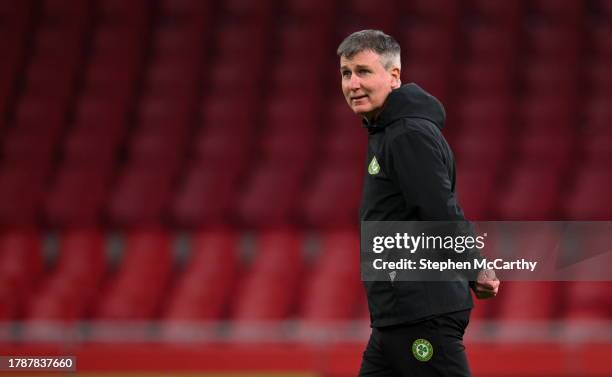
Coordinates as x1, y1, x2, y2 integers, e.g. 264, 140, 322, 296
0, 0, 611, 376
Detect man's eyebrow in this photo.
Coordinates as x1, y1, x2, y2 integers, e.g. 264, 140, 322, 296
339, 64, 372, 71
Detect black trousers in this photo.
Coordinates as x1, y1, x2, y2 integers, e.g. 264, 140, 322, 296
358, 310, 472, 377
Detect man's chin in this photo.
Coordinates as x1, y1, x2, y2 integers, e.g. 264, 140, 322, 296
354, 108, 381, 122
352, 105, 372, 116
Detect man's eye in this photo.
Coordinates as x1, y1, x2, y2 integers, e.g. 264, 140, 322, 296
342, 71, 351, 78
359, 69, 370, 74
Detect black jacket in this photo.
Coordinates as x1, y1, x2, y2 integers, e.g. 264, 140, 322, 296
359, 83, 474, 327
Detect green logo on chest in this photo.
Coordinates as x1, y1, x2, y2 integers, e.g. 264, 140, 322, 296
368, 156, 380, 175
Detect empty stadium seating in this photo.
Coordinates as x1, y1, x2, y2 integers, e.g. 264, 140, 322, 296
0, 0, 611, 331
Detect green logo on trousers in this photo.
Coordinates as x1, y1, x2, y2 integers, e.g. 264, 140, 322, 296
368, 156, 380, 175
412, 339, 433, 361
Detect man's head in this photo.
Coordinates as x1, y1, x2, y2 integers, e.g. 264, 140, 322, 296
337, 30, 401, 120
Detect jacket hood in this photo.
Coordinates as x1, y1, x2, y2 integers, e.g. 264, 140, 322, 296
363, 83, 446, 131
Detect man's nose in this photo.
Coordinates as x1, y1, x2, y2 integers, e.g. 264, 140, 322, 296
349, 75, 361, 89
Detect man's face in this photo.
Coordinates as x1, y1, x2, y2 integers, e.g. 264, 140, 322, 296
340, 49, 400, 119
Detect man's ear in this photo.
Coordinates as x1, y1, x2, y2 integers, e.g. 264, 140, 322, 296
390, 67, 401, 88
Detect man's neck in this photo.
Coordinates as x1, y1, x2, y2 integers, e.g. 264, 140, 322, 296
362, 106, 385, 124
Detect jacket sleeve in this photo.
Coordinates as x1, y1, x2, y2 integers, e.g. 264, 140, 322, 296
388, 129, 484, 284
387, 129, 464, 220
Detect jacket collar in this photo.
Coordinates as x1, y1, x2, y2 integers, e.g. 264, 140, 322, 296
362, 83, 446, 132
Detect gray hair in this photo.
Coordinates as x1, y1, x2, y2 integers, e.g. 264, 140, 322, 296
337, 29, 401, 69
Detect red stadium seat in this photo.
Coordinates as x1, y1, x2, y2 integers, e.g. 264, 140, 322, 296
107, 165, 175, 227
73, 95, 129, 132
589, 23, 612, 61
457, 60, 514, 95
44, 166, 113, 227
137, 95, 196, 131
215, 22, 267, 63
463, 24, 519, 63
564, 282, 612, 319
468, 0, 523, 25
85, 51, 141, 97
56, 229, 107, 283
322, 101, 367, 163
0, 230, 43, 320
346, 0, 398, 31
275, 22, 328, 66
301, 164, 363, 228
301, 230, 361, 321
165, 230, 239, 320
408, 0, 460, 27
269, 63, 322, 95
97, 0, 149, 29
128, 124, 188, 173
207, 59, 261, 96
530, 0, 583, 24
27, 229, 106, 321
455, 167, 496, 221
171, 168, 240, 227
284, 0, 334, 21
496, 229, 563, 321
496, 166, 562, 220
515, 128, 575, 171
153, 27, 206, 59
563, 168, 612, 219
453, 128, 510, 172
584, 96, 612, 131
2, 126, 60, 171
145, 59, 201, 100
582, 131, 612, 166
232, 230, 303, 320
0, 41, 23, 121
259, 129, 316, 170
237, 163, 304, 228
0, 0, 33, 30
63, 128, 120, 170
222, 0, 273, 22
192, 127, 252, 174
586, 61, 612, 95
31, 27, 84, 64
402, 60, 450, 104
400, 24, 454, 64
97, 229, 172, 320
519, 94, 575, 133
563, 226, 612, 319
496, 282, 562, 320
42, 0, 90, 25
158, 0, 212, 19
454, 95, 513, 134
0, 167, 48, 226
23, 58, 76, 102
595, 0, 612, 19
199, 94, 257, 133
265, 96, 319, 133
525, 23, 580, 61
522, 59, 578, 97
12, 95, 68, 135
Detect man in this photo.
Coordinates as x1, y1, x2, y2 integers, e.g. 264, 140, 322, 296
338, 30, 500, 376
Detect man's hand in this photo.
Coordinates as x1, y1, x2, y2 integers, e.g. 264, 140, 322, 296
473, 269, 500, 299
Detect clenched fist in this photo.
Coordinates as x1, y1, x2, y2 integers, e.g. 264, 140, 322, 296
473, 269, 500, 299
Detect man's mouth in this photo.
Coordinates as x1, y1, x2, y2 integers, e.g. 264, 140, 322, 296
351, 95, 368, 101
